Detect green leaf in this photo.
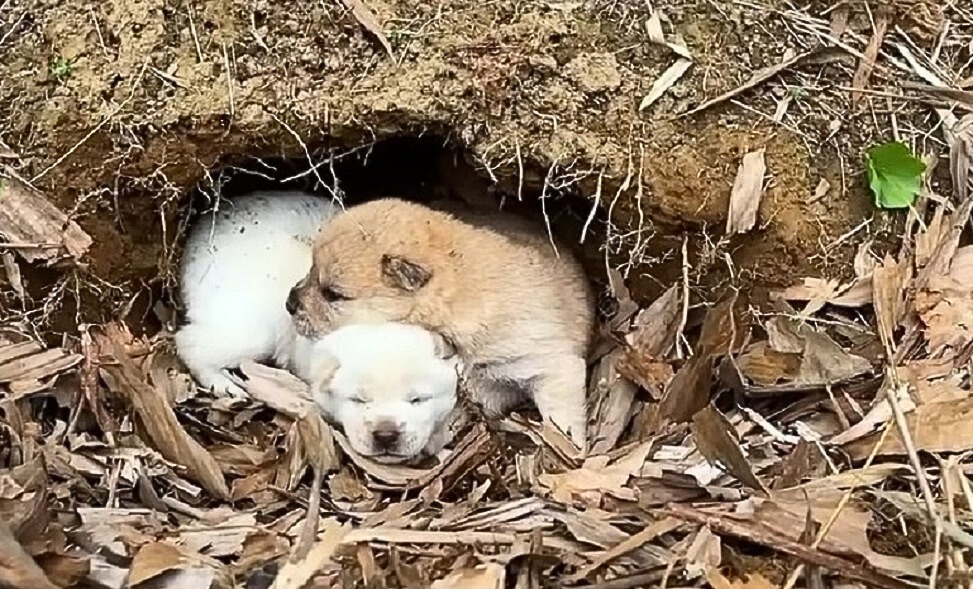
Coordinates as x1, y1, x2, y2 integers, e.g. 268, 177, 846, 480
864, 141, 925, 210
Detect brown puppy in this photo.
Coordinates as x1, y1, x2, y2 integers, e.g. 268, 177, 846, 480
287, 198, 595, 452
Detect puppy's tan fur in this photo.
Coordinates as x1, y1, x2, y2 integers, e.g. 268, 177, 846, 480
289, 198, 595, 451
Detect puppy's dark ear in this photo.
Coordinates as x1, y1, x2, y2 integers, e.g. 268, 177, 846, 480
381, 254, 432, 292
430, 332, 456, 359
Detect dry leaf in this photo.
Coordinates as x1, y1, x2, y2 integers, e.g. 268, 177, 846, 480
639, 58, 692, 111
949, 113, 972, 203
915, 276, 973, 353
757, 490, 932, 577
0, 174, 92, 262
809, 177, 830, 203
736, 341, 801, 386
587, 348, 637, 455
684, 525, 721, 577
1, 252, 24, 300
338, 0, 394, 58
725, 149, 766, 235
271, 518, 348, 589
235, 361, 314, 419
765, 317, 872, 386
949, 245, 973, 288
95, 325, 230, 500
0, 520, 60, 589
692, 405, 767, 493
128, 542, 229, 588
776, 277, 841, 316
0, 340, 82, 397
850, 8, 891, 107
538, 441, 652, 506
846, 396, 973, 458
625, 284, 680, 357
707, 569, 780, 589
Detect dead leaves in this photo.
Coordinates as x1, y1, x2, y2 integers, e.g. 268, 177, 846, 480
94, 324, 230, 500
0, 173, 92, 263
0, 338, 82, 399
537, 441, 652, 507
129, 542, 233, 589
0, 520, 60, 589
692, 405, 766, 493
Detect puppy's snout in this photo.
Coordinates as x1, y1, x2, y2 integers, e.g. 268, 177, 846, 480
285, 287, 300, 315
371, 422, 400, 451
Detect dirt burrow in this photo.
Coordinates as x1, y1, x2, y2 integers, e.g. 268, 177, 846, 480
0, 0, 903, 335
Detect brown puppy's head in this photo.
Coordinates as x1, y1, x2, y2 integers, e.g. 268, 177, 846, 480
287, 199, 449, 337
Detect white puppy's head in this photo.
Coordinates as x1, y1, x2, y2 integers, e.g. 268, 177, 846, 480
307, 323, 461, 463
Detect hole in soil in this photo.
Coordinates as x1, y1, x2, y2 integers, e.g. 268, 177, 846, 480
16, 134, 616, 347
173, 134, 613, 317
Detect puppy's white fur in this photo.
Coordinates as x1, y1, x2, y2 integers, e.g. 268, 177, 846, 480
174, 191, 335, 396
304, 323, 461, 462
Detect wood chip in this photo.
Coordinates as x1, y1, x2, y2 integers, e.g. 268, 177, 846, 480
0, 174, 92, 263
725, 149, 766, 235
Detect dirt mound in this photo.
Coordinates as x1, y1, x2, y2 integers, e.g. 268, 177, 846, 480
1, 0, 895, 329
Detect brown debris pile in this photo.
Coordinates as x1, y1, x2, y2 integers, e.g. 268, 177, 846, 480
2, 170, 973, 587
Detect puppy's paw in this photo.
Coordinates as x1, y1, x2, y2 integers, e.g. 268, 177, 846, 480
195, 368, 249, 399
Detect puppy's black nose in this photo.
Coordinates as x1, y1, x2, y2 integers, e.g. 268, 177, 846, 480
285, 288, 299, 315
371, 424, 400, 451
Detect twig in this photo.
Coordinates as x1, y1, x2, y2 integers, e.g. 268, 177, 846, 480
292, 463, 324, 562
572, 570, 666, 589
883, 371, 942, 588
539, 159, 560, 258
580, 172, 602, 245
185, 0, 203, 61
681, 49, 819, 117
515, 136, 524, 202
269, 112, 339, 206
674, 235, 690, 360
0, 242, 60, 249
221, 42, 235, 123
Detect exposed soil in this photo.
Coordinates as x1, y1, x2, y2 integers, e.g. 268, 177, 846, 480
3, 0, 949, 339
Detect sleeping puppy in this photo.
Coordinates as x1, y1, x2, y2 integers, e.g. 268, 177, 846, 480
286, 198, 596, 453
298, 322, 461, 463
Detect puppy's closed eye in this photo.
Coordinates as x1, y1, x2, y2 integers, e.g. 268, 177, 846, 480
408, 395, 431, 405
321, 285, 350, 302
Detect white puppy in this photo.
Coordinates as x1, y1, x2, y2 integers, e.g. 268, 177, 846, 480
174, 191, 335, 397
300, 323, 462, 462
